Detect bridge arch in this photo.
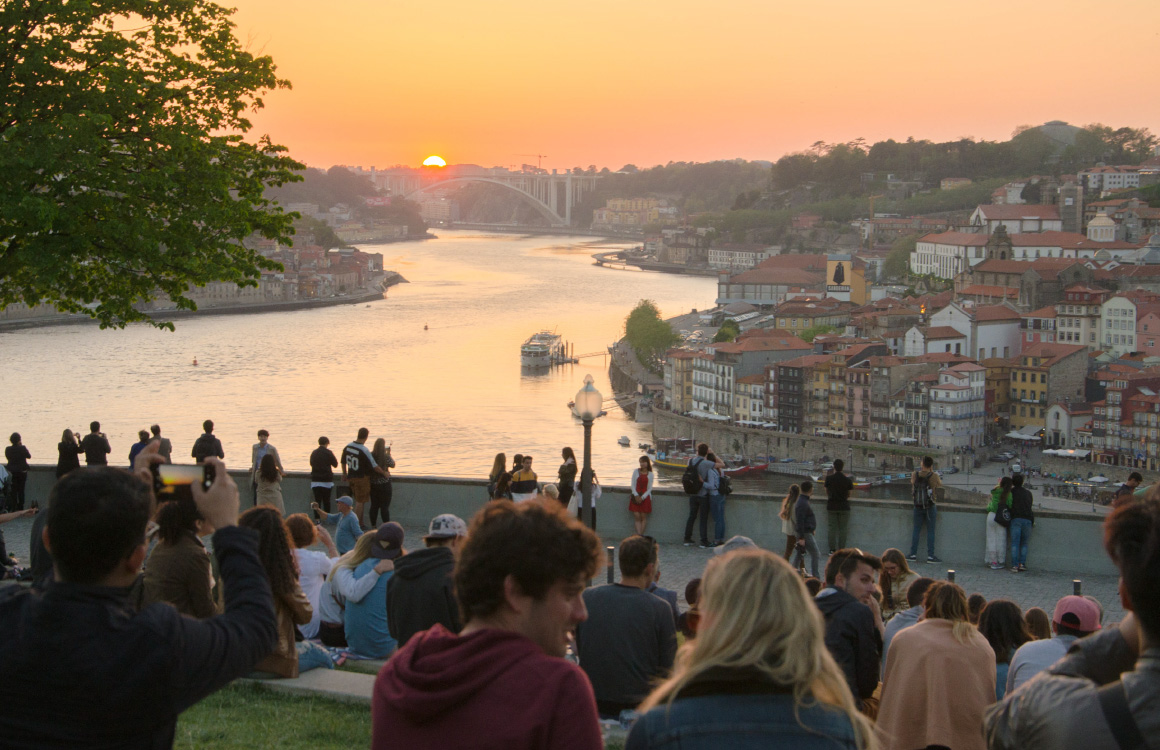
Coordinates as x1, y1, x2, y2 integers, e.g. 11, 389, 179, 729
403, 177, 566, 226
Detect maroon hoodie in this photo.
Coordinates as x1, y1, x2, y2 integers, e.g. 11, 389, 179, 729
373, 624, 602, 750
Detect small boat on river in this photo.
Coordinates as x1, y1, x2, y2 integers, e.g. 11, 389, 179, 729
521, 330, 564, 367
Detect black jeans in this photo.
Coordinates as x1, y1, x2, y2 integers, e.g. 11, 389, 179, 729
684, 495, 709, 544
312, 485, 332, 514
575, 505, 596, 529
7, 472, 27, 511
370, 481, 392, 525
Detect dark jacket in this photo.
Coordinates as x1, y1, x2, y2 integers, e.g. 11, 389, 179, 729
0, 526, 277, 749
56, 440, 82, 478
143, 530, 217, 619
80, 433, 111, 465
1011, 487, 1035, 522
625, 666, 860, 750
386, 546, 461, 648
794, 494, 817, 538
824, 472, 853, 512
5, 444, 30, 472
191, 433, 224, 462
815, 588, 881, 706
310, 446, 339, 482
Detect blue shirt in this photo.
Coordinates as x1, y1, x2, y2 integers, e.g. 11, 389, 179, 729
344, 559, 395, 658
326, 512, 362, 555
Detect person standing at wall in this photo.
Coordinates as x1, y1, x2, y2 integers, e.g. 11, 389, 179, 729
1009, 474, 1035, 572
309, 437, 339, 513
250, 430, 284, 506
149, 424, 173, 463
80, 421, 111, 466
907, 456, 942, 564
557, 447, 577, 508
825, 459, 854, 554
4, 434, 31, 512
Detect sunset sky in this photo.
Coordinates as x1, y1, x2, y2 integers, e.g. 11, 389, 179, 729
226, 0, 1160, 171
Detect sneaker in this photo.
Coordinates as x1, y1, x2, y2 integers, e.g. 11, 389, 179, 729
989, 563, 1003, 570
905, 553, 918, 562
1018, 564, 1026, 572
1010, 566, 1020, 573
926, 556, 943, 564
683, 539, 695, 547
698, 543, 711, 549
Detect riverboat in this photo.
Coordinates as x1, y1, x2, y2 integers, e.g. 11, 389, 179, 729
520, 330, 564, 367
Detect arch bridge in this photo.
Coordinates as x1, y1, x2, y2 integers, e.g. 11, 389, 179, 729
384, 171, 600, 227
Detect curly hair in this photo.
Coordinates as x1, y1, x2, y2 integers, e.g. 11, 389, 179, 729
284, 513, 317, 549
239, 506, 299, 598
454, 498, 603, 623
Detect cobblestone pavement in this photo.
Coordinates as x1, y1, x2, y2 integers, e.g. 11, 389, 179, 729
3, 513, 1124, 624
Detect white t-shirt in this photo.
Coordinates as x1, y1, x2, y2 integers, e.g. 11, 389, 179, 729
295, 548, 336, 639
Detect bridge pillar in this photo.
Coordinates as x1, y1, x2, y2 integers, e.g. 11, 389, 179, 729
565, 173, 573, 225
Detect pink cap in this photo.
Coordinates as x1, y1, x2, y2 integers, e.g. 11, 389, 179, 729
1052, 595, 1101, 632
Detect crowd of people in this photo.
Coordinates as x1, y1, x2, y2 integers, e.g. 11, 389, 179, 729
1, 427, 1158, 749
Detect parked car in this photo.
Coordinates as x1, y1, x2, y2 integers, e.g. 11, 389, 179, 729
780, 457, 795, 463
940, 466, 959, 475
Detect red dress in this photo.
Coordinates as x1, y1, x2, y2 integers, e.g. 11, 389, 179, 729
628, 471, 652, 513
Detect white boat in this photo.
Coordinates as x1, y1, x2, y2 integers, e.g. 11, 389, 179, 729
617, 436, 631, 446
520, 330, 564, 367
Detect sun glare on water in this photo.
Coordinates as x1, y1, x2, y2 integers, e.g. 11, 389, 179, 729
423, 155, 447, 167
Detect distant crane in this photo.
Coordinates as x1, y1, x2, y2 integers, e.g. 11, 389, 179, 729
516, 154, 548, 170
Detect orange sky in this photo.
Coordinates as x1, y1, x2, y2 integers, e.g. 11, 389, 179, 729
227, 0, 1160, 171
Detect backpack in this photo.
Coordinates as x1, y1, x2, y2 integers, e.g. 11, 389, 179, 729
681, 458, 704, 495
913, 471, 934, 509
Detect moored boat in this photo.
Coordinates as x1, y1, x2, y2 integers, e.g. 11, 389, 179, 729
521, 330, 564, 367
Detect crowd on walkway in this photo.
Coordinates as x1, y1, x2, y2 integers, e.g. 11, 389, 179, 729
0, 425, 1158, 750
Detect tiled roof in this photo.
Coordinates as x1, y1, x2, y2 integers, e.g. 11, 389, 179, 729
976, 205, 1060, 220
1023, 306, 1058, 319
974, 304, 1024, 322
917, 231, 989, 246
922, 326, 966, 340
959, 284, 1019, 299
1009, 231, 1140, 251
1014, 342, 1089, 367
780, 354, 832, 369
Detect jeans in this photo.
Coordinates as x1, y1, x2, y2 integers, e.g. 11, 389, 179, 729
793, 534, 821, 578
1010, 518, 1032, 567
684, 495, 710, 544
710, 493, 726, 543
827, 510, 849, 552
910, 504, 938, 559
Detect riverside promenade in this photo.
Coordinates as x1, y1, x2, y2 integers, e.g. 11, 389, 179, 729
5, 469, 1125, 624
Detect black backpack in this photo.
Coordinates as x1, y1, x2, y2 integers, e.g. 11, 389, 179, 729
913, 471, 934, 509
682, 458, 704, 495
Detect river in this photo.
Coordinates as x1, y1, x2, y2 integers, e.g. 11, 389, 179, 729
3, 230, 722, 486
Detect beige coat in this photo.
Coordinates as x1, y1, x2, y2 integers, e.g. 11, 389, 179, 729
254, 586, 313, 678
878, 618, 996, 750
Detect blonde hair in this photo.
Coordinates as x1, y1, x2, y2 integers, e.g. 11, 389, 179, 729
328, 531, 378, 581
639, 549, 877, 750
542, 483, 559, 500
779, 484, 800, 521
924, 581, 976, 644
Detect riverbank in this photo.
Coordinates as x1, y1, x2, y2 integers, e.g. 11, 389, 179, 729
0, 272, 408, 332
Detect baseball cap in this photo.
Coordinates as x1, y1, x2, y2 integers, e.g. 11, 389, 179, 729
371, 522, 405, 560
714, 535, 758, 555
1052, 595, 1101, 632
425, 513, 467, 540
335, 495, 354, 507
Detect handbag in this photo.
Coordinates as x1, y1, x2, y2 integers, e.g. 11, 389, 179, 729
995, 504, 1013, 528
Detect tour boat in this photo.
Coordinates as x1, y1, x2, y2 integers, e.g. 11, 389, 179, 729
520, 330, 564, 367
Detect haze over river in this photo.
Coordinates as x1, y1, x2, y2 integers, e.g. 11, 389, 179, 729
4, 231, 722, 486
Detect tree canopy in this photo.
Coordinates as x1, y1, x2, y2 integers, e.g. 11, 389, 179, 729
624, 299, 678, 372
799, 324, 837, 343
0, 0, 302, 328
713, 319, 740, 342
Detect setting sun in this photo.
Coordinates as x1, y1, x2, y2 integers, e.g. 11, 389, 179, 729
422, 155, 447, 167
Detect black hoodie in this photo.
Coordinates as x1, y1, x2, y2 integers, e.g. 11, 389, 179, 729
387, 546, 461, 648
814, 588, 881, 706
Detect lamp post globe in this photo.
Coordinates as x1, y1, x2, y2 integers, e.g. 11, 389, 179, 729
574, 374, 602, 530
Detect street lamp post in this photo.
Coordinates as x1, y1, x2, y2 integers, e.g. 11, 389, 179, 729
574, 374, 603, 530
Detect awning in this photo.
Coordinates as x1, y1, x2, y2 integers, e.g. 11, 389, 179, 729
1005, 431, 1040, 441
899, 437, 917, 444
1055, 449, 1090, 459
689, 410, 731, 421
1089, 476, 1109, 483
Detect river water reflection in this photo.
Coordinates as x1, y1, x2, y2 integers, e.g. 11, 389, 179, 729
5, 231, 729, 486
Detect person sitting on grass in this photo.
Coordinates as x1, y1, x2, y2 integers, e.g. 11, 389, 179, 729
239, 506, 332, 678
285, 513, 339, 640
0, 450, 277, 748
317, 532, 394, 649
312, 495, 362, 555
344, 522, 404, 659
143, 494, 217, 619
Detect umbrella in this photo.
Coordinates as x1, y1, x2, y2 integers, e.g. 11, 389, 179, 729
1089, 476, 1109, 483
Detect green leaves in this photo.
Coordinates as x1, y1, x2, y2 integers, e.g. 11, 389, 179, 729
625, 299, 678, 373
0, 0, 302, 328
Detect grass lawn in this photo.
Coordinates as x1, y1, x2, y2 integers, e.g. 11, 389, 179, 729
175, 684, 371, 749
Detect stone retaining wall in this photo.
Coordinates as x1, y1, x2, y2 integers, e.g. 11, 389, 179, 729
22, 465, 1116, 576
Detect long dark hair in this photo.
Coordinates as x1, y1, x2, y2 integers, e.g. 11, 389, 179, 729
238, 506, 299, 598
997, 476, 1013, 503
978, 599, 1032, 664
492, 472, 512, 499
562, 447, 576, 463
155, 496, 202, 545
259, 453, 280, 483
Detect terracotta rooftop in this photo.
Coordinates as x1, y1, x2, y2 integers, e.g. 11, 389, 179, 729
1023, 306, 1058, 319
922, 326, 965, 340
918, 231, 990, 246
973, 304, 1024, 322
975, 204, 1061, 220
1013, 342, 1089, 367
959, 284, 1020, 299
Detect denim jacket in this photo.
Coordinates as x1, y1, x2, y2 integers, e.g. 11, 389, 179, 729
625, 667, 860, 750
